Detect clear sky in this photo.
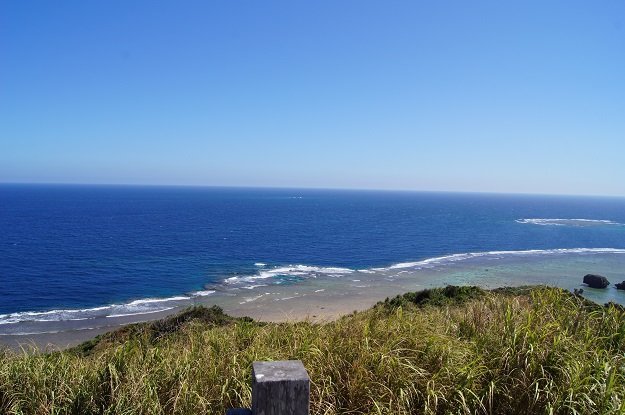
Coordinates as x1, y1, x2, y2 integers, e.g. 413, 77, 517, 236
2, 1, 624, 196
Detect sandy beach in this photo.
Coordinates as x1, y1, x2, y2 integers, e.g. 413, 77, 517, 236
3, 250, 625, 352
0, 290, 377, 352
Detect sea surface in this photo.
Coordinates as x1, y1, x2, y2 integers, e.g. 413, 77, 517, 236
1, 184, 625, 337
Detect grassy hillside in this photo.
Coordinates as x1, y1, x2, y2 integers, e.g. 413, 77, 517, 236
1, 286, 624, 414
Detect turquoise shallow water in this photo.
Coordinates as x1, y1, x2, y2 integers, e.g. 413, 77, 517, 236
206, 249, 625, 327
1, 185, 625, 338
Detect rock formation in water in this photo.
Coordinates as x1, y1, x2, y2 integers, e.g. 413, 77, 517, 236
582, 274, 610, 289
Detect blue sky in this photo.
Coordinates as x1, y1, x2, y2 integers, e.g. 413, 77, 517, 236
2, 1, 624, 196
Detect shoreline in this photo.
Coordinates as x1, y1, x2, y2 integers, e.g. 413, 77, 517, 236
3, 250, 625, 352
0, 290, 380, 352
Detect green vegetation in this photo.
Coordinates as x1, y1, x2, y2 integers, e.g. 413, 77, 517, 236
1, 286, 624, 414
383, 285, 486, 308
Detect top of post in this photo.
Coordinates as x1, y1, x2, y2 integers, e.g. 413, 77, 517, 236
253, 360, 310, 383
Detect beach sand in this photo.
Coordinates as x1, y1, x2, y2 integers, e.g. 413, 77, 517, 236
0, 291, 379, 352
3, 251, 625, 352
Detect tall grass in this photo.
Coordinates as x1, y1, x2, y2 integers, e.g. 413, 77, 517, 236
1, 286, 624, 414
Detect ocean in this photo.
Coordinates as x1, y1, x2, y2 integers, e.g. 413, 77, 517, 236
1, 184, 625, 338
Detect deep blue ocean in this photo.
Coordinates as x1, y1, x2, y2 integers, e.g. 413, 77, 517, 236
2, 184, 625, 334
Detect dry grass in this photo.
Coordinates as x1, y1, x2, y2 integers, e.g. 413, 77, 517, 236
1, 286, 624, 414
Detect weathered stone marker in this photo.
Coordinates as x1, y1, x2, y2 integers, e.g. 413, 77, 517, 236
226, 360, 310, 415
252, 360, 310, 415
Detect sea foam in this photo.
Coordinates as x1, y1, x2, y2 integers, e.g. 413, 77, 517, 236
517, 218, 625, 227
3, 248, 625, 327
225, 265, 355, 285
377, 248, 625, 271
0, 294, 195, 325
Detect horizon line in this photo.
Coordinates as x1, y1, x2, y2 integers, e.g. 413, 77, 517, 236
1, 181, 623, 199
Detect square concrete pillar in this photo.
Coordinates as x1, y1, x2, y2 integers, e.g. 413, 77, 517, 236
252, 360, 310, 415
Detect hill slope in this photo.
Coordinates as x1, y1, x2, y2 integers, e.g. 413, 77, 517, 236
1, 286, 624, 414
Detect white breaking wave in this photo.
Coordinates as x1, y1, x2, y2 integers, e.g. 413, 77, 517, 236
126, 296, 190, 306
376, 248, 625, 271
241, 284, 268, 290
193, 290, 216, 297
517, 218, 625, 227
107, 307, 176, 318
4, 248, 624, 326
225, 264, 355, 284
239, 294, 264, 304
0, 307, 108, 325
0, 288, 219, 325
0, 294, 198, 325
226, 248, 625, 289
0, 326, 102, 336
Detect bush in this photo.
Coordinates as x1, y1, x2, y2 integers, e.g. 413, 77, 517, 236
382, 285, 486, 309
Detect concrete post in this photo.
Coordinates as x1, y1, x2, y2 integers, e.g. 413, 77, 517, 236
252, 360, 310, 415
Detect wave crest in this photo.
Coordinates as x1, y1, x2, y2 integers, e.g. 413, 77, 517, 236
517, 218, 625, 227
0, 290, 214, 326
376, 248, 625, 271
225, 264, 354, 286
3, 248, 624, 327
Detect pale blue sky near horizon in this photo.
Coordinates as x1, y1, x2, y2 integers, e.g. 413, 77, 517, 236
2, 1, 624, 196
